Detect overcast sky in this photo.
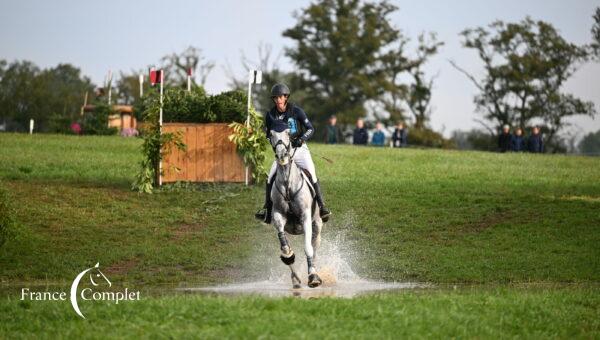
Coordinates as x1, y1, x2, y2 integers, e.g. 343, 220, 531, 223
1, 0, 598, 137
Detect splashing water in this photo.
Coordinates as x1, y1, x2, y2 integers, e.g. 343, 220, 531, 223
178, 211, 426, 297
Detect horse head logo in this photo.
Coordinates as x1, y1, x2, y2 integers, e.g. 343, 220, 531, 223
70, 262, 111, 319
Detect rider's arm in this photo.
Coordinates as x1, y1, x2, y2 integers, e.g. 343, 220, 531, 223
295, 107, 314, 141
264, 111, 273, 139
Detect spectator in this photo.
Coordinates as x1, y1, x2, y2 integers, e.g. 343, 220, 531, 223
511, 128, 526, 152
371, 122, 385, 146
353, 118, 368, 145
392, 122, 408, 148
323, 115, 343, 144
498, 124, 512, 152
527, 126, 544, 153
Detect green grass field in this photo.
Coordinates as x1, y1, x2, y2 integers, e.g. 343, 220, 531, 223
0, 133, 599, 338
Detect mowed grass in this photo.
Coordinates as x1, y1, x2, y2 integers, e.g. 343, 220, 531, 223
0, 132, 599, 284
0, 133, 599, 338
2, 288, 599, 338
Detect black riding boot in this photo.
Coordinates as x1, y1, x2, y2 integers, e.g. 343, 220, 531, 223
254, 180, 273, 224
313, 180, 331, 223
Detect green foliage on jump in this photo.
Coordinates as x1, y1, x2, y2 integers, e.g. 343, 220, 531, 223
228, 106, 269, 183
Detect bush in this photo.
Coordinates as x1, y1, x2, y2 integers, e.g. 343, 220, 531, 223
408, 128, 455, 149
81, 102, 118, 135
136, 87, 247, 124
0, 186, 17, 247
208, 91, 247, 123
47, 113, 74, 134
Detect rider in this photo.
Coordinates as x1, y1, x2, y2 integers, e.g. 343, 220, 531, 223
255, 83, 332, 224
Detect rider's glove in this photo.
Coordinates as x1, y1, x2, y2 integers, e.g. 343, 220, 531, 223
292, 138, 304, 148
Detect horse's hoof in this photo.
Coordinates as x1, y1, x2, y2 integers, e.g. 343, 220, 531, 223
308, 274, 322, 288
280, 252, 295, 265
293, 284, 302, 289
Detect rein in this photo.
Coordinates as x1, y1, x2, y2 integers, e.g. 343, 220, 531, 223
275, 144, 303, 203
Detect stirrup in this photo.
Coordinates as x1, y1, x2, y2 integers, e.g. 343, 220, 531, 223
255, 208, 267, 221
255, 208, 272, 224
320, 207, 331, 223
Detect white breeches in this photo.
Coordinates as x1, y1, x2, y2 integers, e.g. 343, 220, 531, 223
268, 143, 317, 183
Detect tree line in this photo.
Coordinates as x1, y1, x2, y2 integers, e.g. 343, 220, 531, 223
1, 1, 599, 153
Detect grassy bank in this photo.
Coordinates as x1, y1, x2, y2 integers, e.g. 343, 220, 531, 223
1, 133, 599, 338
0, 133, 598, 285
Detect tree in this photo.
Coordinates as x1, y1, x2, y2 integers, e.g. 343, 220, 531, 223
452, 18, 596, 151
0, 60, 93, 132
592, 7, 600, 56
39, 64, 94, 131
578, 129, 600, 155
405, 33, 443, 129
283, 0, 401, 125
226, 43, 294, 113
115, 70, 152, 105
378, 32, 442, 128
161, 46, 214, 88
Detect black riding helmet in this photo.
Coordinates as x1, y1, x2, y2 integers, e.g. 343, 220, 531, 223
271, 83, 290, 98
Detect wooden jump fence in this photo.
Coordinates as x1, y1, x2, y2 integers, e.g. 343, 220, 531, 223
160, 123, 246, 183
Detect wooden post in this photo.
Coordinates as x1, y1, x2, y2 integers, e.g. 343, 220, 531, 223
158, 70, 164, 186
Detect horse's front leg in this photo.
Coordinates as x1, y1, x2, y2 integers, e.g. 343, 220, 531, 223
303, 211, 322, 288
272, 211, 301, 289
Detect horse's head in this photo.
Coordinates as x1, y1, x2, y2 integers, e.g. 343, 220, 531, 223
270, 129, 292, 166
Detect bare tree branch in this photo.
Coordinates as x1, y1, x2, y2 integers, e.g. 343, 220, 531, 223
448, 59, 484, 91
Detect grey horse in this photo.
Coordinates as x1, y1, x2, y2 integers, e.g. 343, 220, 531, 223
270, 129, 323, 288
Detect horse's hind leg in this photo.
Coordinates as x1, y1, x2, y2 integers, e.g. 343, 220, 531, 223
273, 212, 301, 289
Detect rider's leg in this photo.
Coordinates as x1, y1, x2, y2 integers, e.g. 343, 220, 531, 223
293, 145, 331, 222
255, 161, 277, 223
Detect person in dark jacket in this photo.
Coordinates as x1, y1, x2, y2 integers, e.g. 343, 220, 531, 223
324, 115, 343, 144
498, 124, 512, 152
353, 118, 368, 145
392, 122, 408, 148
255, 83, 331, 224
511, 128, 526, 152
527, 126, 544, 153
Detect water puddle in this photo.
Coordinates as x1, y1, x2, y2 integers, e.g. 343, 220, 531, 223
177, 280, 423, 298
177, 211, 427, 298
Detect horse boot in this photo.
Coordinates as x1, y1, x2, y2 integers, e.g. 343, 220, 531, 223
254, 180, 273, 224
312, 180, 331, 223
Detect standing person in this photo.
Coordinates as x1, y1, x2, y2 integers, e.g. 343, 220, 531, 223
371, 122, 385, 146
498, 124, 512, 153
392, 122, 408, 148
324, 114, 343, 144
511, 128, 526, 152
254, 83, 331, 224
353, 118, 368, 145
527, 126, 544, 153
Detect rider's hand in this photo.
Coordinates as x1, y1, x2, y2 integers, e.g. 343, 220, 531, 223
292, 138, 304, 148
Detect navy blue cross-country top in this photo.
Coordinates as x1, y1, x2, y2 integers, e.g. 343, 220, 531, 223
264, 103, 315, 142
